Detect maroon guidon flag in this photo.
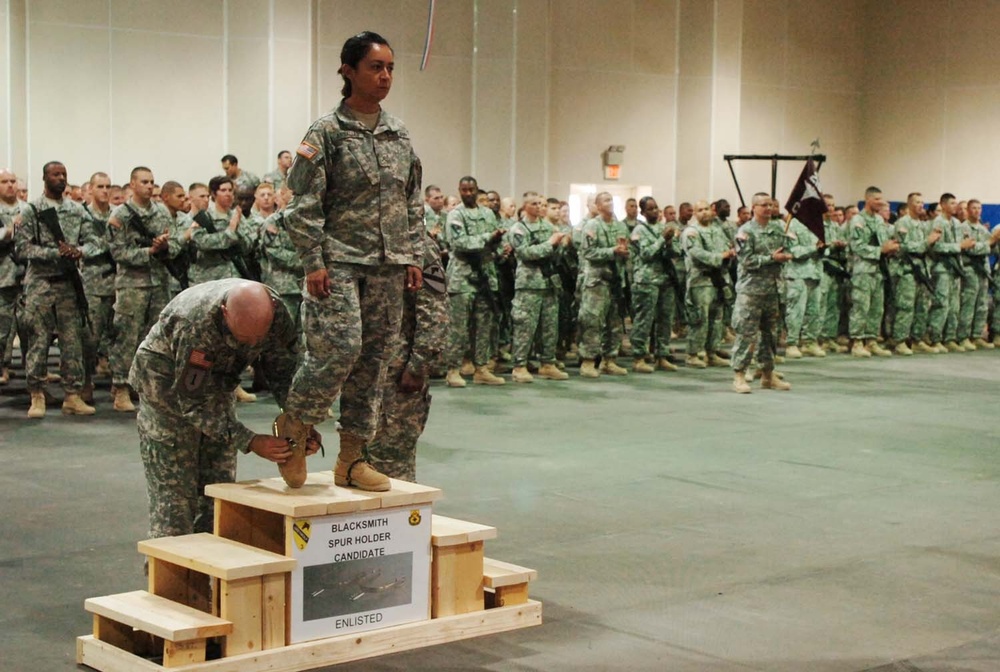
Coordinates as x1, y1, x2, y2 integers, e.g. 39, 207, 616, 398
785, 158, 825, 243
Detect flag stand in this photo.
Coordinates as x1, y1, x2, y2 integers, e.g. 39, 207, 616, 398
723, 154, 827, 207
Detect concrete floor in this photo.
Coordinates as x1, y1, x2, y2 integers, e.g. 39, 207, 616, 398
3, 349, 1000, 671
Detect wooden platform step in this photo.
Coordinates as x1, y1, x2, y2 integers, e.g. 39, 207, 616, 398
85, 590, 233, 668
430, 514, 498, 547
483, 558, 537, 608
139, 533, 296, 580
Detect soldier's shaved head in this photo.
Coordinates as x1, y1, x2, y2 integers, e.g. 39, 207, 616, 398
222, 282, 275, 346
0, 169, 17, 204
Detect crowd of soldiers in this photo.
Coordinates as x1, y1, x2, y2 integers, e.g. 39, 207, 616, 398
3, 158, 1000, 421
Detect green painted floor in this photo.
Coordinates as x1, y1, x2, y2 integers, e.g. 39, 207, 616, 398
2, 350, 1000, 671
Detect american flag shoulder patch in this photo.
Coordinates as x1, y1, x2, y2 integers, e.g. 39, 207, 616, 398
188, 349, 213, 370
297, 141, 320, 160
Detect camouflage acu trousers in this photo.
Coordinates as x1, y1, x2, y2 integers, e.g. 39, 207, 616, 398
957, 271, 981, 340
686, 285, 723, 356
912, 283, 931, 342
23, 278, 85, 393
971, 275, 989, 340
511, 288, 558, 366
287, 262, 405, 432
138, 408, 237, 538
785, 278, 821, 345
110, 286, 170, 387
369, 363, 432, 482
577, 283, 622, 360
630, 282, 674, 359
819, 272, 844, 340
891, 273, 916, 343
0, 286, 17, 366
447, 291, 495, 368
848, 273, 884, 340
927, 271, 954, 343
83, 293, 115, 376
730, 290, 780, 373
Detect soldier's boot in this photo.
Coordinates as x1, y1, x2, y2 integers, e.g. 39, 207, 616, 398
46, 371, 62, 384
633, 358, 655, 374
234, 385, 257, 403
894, 342, 914, 356
0, 367, 8, 385
473, 366, 506, 385
773, 354, 785, 364
931, 342, 949, 353
537, 363, 569, 380
993, 335, 1000, 348
579, 359, 601, 378
802, 342, 827, 357
732, 372, 752, 394
511, 366, 534, 384
836, 335, 850, 346
599, 358, 628, 376
656, 357, 678, 372
723, 328, 736, 344
685, 354, 707, 369
445, 369, 467, 388
973, 337, 994, 350
912, 340, 934, 354
851, 340, 872, 358
785, 344, 803, 359
944, 340, 962, 353
334, 432, 390, 492
459, 359, 475, 376
867, 340, 892, 357
80, 382, 95, 405
486, 358, 498, 373
708, 353, 729, 367
760, 370, 792, 391
95, 357, 111, 378
112, 386, 136, 412
959, 338, 976, 351
273, 412, 310, 488
27, 390, 46, 418
555, 360, 567, 371
713, 349, 730, 360
62, 393, 96, 415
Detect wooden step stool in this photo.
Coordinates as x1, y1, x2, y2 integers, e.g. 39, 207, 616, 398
85, 590, 233, 668
483, 558, 538, 608
138, 533, 296, 656
430, 515, 497, 617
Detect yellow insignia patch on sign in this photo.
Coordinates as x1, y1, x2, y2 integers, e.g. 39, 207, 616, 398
408, 510, 422, 526
296, 141, 320, 160
292, 519, 312, 551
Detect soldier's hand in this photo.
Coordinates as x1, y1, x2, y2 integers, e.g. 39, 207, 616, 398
614, 244, 629, 258
548, 233, 563, 246
927, 229, 941, 245
492, 228, 506, 241
663, 227, 675, 240
306, 268, 331, 298
400, 369, 424, 393
185, 223, 199, 241
960, 238, 976, 250
228, 209, 242, 231
59, 241, 82, 259
722, 249, 736, 260
405, 265, 423, 291
305, 428, 323, 456
771, 247, 792, 263
816, 240, 826, 250
249, 435, 293, 464
834, 239, 847, 248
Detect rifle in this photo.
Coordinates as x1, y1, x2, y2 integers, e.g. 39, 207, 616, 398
192, 210, 256, 281
871, 229, 894, 300
124, 204, 190, 290
31, 206, 91, 330
822, 259, 851, 280
907, 254, 934, 292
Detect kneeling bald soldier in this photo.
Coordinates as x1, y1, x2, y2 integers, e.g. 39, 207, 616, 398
130, 279, 321, 539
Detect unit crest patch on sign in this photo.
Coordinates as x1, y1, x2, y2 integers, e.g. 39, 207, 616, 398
293, 519, 312, 551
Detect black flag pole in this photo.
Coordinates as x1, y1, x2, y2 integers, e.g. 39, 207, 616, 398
723, 153, 827, 207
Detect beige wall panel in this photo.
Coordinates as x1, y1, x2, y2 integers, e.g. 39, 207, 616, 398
860, 1, 940, 91
392, 57, 471, 195
740, 0, 787, 85
942, 88, 1000, 202
786, 0, 861, 93
29, 23, 110, 190
549, 0, 632, 72
633, 0, 678, 76
273, 38, 312, 153
711, 76, 742, 202
514, 58, 547, 197
514, 0, 548, 65
739, 84, 786, 153
110, 30, 223, 187
228, 0, 269, 38
109, 0, 222, 36
414, 0, 470, 58
9, 0, 28, 174
713, 0, 742, 80
947, 0, 1000, 88
315, 45, 342, 113
320, 0, 449, 57
475, 0, 514, 59
227, 37, 270, 174
783, 91, 860, 151
318, 0, 398, 53
0, 1, 9, 167
29, 0, 108, 27
812, 144, 859, 205
273, 0, 309, 40
675, 76, 713, 200
677, 0, 713, 79
472, 57, 513, 193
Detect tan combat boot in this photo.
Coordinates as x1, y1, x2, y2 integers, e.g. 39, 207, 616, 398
867, 340, 892, 357
579, 359, 600, 378
537, 363, 569, 380
931, 342, 948, 353
974, 337, 994, 350
273, 412, 310, 488
62, 393, 96, 415
732, 371, 752, 394
959, 338, 976, 351
473, 365, 505, 385
599, 358, 628, 376
511, 366, 534, 383
0, 367, 8, 385
112, 385, 136, 412
459, 359, 475, 376
760, 370, 792, 391
445, 369, 467, 387
685, 354, 707, 369
944, 340, 961, 352
234, 385, 257, 403
708, 353, 729, 367
993, 335, 1000, 348
80, 383, 95, 405
851, 341, 872, 358
894, 342, 913, 356
836, 335, 850, 347
334, 432, 390, 491
912, 340, 934, 354
27, 390, 46, 418
633, 358, 655, 374
785, 344, 803, 359
802, 342, 826, 357
656, 357, 678, 372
